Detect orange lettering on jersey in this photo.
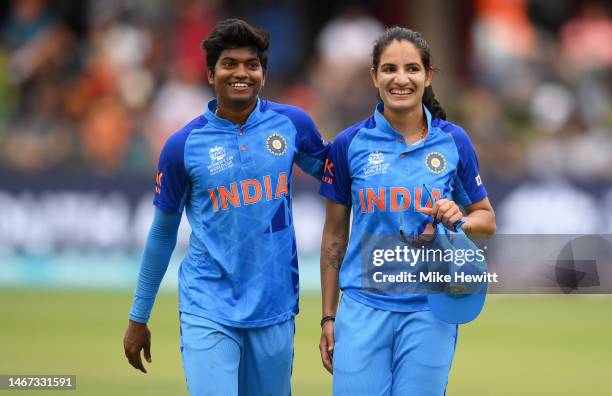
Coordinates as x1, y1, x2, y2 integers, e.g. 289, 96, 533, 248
390, 187, 410, 211
414, 187, 423, 210
359, 189, 366, 213
432, 189, 441, 204
219, 183, 241, 209
366, 188, 386, 212
323, 159, 334, 177
155, 171, 163, 194
275, 172, 288, 198
356, 187, 442, 213
425, 189, 442, 208
242, 179, 262, 205
263, 175, 273, 200
209, 189, 219, 212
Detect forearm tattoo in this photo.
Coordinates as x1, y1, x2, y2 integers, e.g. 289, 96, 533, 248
323, 240, 346, 270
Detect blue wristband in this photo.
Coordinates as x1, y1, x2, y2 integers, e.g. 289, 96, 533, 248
452, 219, 465, 232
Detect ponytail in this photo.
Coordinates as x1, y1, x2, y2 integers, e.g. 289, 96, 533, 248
423, 86, 446, 120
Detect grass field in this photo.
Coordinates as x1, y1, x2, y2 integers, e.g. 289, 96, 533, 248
0, 290, 611, 395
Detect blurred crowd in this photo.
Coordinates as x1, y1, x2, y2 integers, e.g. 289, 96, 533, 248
0, 0, 611, 181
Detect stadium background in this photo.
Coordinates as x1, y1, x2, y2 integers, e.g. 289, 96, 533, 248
0, 0, 611, 394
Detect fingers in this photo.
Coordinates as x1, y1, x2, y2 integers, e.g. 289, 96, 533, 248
423, 199, 463, 231
418, 199, 448, 221
416, 206, 433, 216
124, 341, 147, 373
432, 199, 449, 223
143, 344, 152, 364
129, 350, 147, 373
319, 345, 333, 373
319, 325, 335, 374
441, 205, 461, 229
123, 322, 151, 373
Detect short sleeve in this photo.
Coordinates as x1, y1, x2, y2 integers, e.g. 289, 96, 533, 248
449, 128, 487, 206
153, 130, 190, 213
294, 114, 328, 178
319, 133, 352, 206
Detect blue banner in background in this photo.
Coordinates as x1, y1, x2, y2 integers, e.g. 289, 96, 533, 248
1, 170, 612, 291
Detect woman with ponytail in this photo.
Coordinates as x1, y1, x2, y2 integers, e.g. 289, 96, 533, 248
318, 27, 496, 395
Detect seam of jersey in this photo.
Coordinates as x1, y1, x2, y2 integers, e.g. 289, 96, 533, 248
321, 120, 376, 206
345, 123, 376, 181
440, 124, 478, 205
182, 124, 211, 178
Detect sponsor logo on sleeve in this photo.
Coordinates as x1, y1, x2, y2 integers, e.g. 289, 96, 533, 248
322, 159, 334, 184
155, 171, 163, 194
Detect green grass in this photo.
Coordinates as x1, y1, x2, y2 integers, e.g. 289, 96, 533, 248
0, 290, 610, 395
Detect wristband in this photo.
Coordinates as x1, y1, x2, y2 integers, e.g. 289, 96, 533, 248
320, 316, 335, 327
452, 218, 465, 232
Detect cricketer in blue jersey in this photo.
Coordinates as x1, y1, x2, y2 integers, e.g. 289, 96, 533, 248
318, 27, 496, 395
123, 19, 328, 396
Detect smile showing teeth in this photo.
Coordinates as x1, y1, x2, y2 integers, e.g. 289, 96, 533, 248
230, 82, 250, 88
390, 88, 413, 95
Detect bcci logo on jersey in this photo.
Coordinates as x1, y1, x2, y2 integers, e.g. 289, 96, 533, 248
266, 133, 288, 156
208, 146, 234, 175
363, 151, 390, 177
425, 152, 447, 174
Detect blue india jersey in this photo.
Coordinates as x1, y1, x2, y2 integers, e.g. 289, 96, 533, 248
155, 98, 327, 327
319, 104, 487, 312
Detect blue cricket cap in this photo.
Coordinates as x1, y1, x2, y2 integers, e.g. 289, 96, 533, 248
423, 223, 488, 324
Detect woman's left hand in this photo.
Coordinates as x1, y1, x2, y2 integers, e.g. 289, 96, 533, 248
417, 198, 463, 231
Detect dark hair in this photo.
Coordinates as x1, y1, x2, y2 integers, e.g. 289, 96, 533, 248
372, 26, 447, 120
202, 18, 270, 75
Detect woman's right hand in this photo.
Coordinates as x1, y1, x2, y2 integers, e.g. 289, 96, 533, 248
319, 320, 335, 374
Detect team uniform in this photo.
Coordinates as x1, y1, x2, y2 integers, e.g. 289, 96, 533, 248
320, 103, 487, 395
130, 98, 327, 395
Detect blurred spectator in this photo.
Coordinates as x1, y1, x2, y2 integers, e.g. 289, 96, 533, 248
313, 5, 383, 133
457, 85, 527, 180
0, 0, 609, 186
249, 0, 304, 84
3, 0, 62, 82
558, 0, 612, 126
1, 0, 76, 171
172, 0, 220, 79
470, 0, 537, 97
145, 62, 213, 163
143, 0, 218, 161
559, 0, 612, 75
80, 95, 132, 173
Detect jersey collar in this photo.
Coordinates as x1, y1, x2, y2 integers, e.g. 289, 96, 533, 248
204, 97, 264, 129
373, 102, 434, 142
